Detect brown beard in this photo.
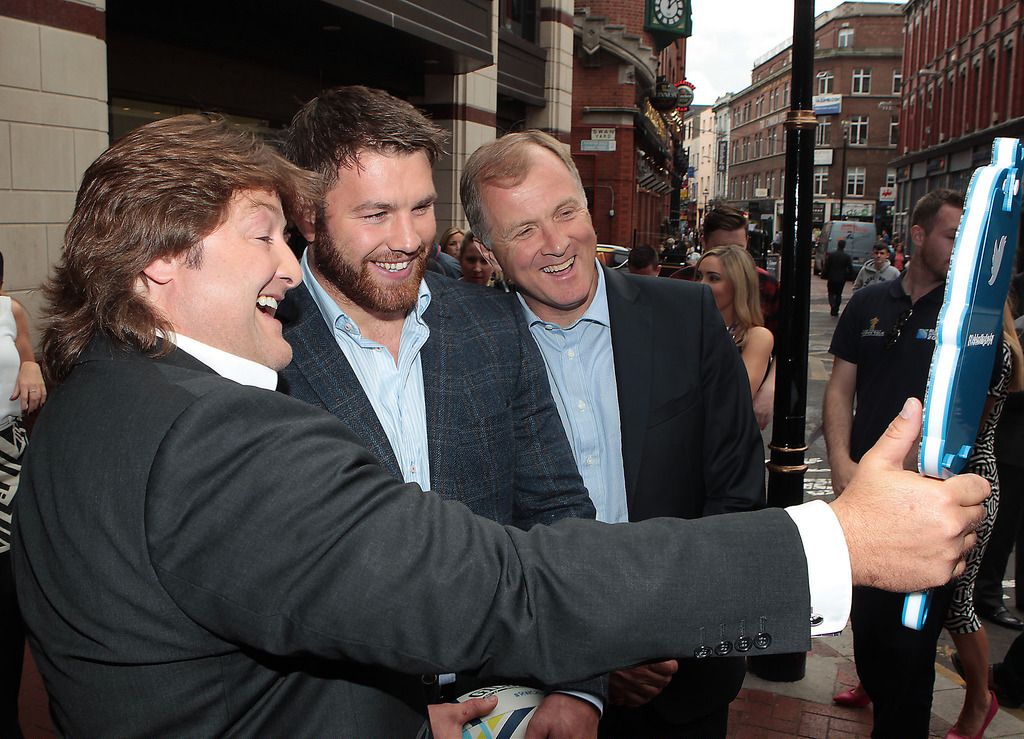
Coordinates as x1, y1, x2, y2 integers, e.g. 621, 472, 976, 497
313, 219, 428, 315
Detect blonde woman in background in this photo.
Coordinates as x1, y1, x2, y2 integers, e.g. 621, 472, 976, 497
439, 226, 464, 259
696, 244, 774, 399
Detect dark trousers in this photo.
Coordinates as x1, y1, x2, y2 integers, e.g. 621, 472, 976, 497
850, 584, 954, 738
976, 461, 1024, 613
600, 703, 728, 739
995, 631, 1024, 705
0, 552, 24, 739
827, 281, 846, 316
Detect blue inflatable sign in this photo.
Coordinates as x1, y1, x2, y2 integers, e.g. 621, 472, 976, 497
903, 137, 1023, 631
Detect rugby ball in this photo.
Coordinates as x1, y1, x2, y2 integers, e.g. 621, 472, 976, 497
459, 684, 543, 739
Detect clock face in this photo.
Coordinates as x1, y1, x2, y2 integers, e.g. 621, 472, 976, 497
656, 0, 684, 25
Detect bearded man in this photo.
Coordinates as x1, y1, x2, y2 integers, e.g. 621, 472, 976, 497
277, 87, 602, 737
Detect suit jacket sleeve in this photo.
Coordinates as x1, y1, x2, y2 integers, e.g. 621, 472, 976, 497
144, 385, 811, 687
696, 286, 768, 516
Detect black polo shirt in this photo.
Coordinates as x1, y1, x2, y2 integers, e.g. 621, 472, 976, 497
829, 278, 944, 461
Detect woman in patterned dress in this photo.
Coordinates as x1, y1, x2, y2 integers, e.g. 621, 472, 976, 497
945, 304, 1024, 739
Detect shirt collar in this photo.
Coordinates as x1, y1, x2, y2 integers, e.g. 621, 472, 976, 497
301, 249, 431, 337
167, 333, 279, 390
518, 259, 609, 331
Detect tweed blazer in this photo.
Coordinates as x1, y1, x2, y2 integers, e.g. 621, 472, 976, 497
279, 271, 596, 528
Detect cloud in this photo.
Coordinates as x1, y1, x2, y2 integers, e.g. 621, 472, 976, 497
688, 0, 905, 105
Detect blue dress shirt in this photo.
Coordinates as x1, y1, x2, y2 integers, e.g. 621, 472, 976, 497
301, 253, 432, 491
519, 266, 629, 523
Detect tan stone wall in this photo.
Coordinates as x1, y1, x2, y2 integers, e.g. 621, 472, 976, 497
0, 9, 108, 343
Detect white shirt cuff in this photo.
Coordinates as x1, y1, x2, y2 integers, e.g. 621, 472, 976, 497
785, 500, 852, 636
553, 690, 604, 716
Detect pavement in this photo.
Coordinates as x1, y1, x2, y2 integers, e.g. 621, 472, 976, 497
15, 274, 1024, 737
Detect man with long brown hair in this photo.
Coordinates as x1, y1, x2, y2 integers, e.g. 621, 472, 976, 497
12, 114, 989, 737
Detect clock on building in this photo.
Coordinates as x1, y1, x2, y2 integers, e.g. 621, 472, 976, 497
655, 0, 685, 26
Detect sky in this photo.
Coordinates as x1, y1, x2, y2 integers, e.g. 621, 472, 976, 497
688, 0, 905, 105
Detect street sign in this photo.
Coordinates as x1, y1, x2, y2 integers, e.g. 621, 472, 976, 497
813, 149, 834, 165
879, 186, 896, 202
591, 128, 616, 141
580, 140, 616, 152
812, 94, 842, 115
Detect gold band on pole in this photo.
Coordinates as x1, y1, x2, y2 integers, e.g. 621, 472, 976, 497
784, 109, 818, 131
768, 443, 809, 453
767, 462, 810, 474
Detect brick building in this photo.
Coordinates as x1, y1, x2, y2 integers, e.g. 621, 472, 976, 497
893, 0, 1024, 239
571, 2, 688, 247
0, 0, 577, 334
723, 1, 903, 236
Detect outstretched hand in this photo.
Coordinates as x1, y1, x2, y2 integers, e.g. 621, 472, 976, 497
830, 397, 988, 592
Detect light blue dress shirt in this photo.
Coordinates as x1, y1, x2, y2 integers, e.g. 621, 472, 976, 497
301, 253, 432, 491
519, 265, 629, 523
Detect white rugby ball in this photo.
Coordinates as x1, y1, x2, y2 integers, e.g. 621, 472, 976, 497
458, 684, 544, 739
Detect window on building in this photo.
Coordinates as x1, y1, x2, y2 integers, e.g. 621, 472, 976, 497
817, 71, 834, 94
499, 0, 538, 43
766, 171, 774, 196
846, 167, 866, 196
768, 129, 776, 155
756, 96, 763, 117
783, 82, 790, 107
892, 70, 903, 94
848, 115, 868, 145
754, 135, 761, 158
852, 69, 871, 94
889, 117, 900, 146
816, 119, 831, 146
753, 174, 760, 193
886, 168, 897, 188
814, 167, 829, 196
743, 138, 750, 160
838, 28, 854, 48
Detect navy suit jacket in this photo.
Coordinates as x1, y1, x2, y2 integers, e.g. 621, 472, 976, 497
603, 266, 766, 726
279, 271, 596, 529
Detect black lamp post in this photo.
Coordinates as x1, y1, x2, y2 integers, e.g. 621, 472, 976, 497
749, 0, 817, 683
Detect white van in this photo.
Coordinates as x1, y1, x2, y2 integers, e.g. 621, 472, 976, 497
814, 220, 878, 276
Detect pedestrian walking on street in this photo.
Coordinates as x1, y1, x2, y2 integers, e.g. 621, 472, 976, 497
853, 243, 900, 292
824, 239, 853, 316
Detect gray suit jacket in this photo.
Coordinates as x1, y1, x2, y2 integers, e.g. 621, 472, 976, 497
14, 337, 812, 737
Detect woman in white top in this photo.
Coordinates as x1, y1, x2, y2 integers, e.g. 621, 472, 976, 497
0, 251, 45, 736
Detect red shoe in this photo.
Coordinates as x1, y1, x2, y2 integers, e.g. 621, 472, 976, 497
944, 690, 999, 739
833, 685, 871, 708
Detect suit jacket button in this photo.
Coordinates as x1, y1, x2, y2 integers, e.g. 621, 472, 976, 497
735, 635, 752, 652
715, 640, 733, 656
754, 632, 772, 649
693, 645, 712, 659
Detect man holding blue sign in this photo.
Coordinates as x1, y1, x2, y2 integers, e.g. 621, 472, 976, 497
824, 189, 964, 737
